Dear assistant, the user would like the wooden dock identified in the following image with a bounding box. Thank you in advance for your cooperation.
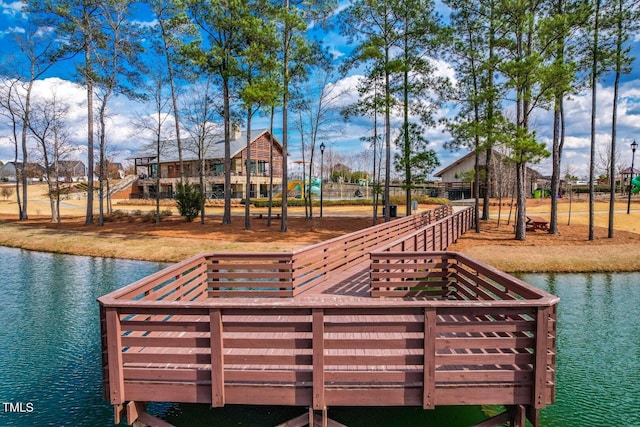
[98,205,558,427]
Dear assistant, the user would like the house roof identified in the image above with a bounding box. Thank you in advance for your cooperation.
[57,160,85,168]
[434,149,543,178]
[129,129,282,162]
[0,162,46,172]
[434,151,478,177]
[620,166,640,174]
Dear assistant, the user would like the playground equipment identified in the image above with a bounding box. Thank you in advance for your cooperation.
[276,179,321,198]
[632,175,640,194]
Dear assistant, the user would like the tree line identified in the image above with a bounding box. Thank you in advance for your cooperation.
[0,0,637,239]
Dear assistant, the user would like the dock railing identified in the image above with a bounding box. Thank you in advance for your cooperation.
[99,270,557,418]
[98,203,557,427]
[104,204,456,302]
[289,204,454,295]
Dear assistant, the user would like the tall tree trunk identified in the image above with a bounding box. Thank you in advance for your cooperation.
[54,168,61,224]
[473,150,480,232]
[159,18,184,181]
[608,0,624,238]
[550,99,561,234]
[13,132,22,219]
[156,133,161,224]
[403,26,411,216]
[223,77,232,225]
[372,94,378,226]
[281,0,290,232]
[85,40,95,226]
[199,148,205,225]
[20,80,35,220]
[608,67,620,238]
[98,94,111,227]
[588,0,601,241]
[482,0,497,222]
[245,109,252,230]
[515,161,526,240]
[384,44,391,222]
[268,106,275,227]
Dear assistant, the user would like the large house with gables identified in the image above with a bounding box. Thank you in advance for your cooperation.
[129,127,284,199]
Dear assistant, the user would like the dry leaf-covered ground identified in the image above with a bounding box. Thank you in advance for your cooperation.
[1,185,639,272]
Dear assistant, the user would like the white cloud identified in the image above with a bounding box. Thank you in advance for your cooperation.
[132,19,158,29]
[0,77,154,165]
[325,74,363,108]
[0,25,23,36]
[1,1,24,18]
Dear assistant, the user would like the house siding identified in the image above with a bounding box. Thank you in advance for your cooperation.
[133,131,284,199]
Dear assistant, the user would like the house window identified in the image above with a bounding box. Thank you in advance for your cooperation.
[245,160,266,174]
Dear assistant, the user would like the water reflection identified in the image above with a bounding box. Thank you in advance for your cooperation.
[521,273,640,427]
[0,247,166,427]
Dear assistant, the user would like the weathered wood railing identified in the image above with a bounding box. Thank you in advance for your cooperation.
[374,206,474,254]
[290,204,453,295]
[98,203,558,427]
[99,280,557,419]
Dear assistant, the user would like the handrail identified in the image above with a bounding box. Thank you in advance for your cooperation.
[289,205,453,294]
[369,251,558,302]
[99,293,558,412]
[98,204,457,301]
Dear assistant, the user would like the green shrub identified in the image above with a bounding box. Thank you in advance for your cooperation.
[175,182,203,222]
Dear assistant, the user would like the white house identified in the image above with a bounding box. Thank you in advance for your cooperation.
[434,150,545,198]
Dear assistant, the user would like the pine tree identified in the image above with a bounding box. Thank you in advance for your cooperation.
[494,0,553,240]
[606,0,638,237]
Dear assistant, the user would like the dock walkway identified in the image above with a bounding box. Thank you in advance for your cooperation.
[98,205,557,427]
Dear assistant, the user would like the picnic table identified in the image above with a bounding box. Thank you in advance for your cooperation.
[526,215,549,232]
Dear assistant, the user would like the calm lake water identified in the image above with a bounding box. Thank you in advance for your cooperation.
[0,246,638,426]
[520,273,640,427]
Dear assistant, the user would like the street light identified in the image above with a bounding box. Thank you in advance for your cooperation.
[627,140,638,214]
[320,142,325,218]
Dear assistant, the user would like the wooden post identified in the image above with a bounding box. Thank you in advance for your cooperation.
[210,308,225,407]
[99,304,111,401]
[507,404,526,427]
[534,306,550,409]
[126,401,146,425]
[423,307,436,409]
[105,307,125,405]
[527,406,540,427]
[312,309,325,410]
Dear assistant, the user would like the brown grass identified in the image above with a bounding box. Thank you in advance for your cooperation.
[448,219,640,272]
[1,184,639,272]
[0,215,373,263]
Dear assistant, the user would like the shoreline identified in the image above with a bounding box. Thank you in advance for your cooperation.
[1,216,639,273]
[1,188,639,273]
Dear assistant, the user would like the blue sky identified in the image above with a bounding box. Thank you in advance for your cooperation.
[1,0,640,180]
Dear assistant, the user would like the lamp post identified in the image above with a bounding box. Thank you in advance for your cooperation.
[627,140,638,214]
[320,142,325,218]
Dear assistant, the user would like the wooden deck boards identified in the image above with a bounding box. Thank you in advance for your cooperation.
[294,259,372,301]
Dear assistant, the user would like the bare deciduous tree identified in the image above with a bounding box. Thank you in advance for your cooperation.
[28,86,73,223]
